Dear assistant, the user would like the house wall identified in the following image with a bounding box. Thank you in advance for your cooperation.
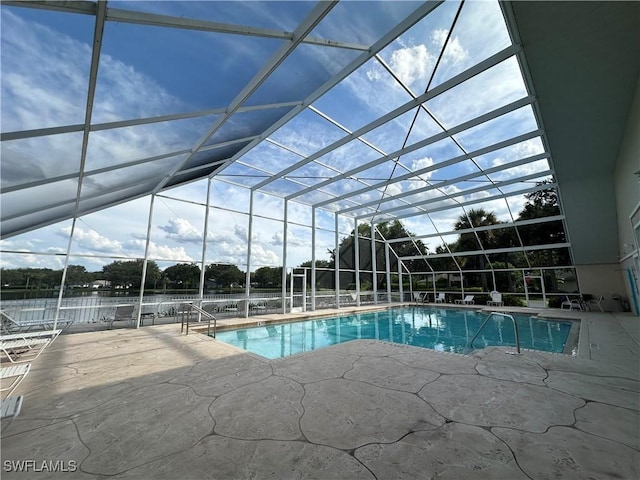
[573,76,639,314]
[575,264,625,312]
[613,75,640,315]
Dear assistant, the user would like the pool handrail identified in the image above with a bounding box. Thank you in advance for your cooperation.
[180,303,216,337]
[468,311,521,354]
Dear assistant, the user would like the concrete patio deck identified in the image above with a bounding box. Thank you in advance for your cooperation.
[1,307,638,479]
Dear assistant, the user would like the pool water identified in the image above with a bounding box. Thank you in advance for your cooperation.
[214,306,575,360]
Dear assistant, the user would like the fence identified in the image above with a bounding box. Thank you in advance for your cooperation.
[0,290,407,325]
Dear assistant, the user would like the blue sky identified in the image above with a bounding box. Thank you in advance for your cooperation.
[0,1,554,273]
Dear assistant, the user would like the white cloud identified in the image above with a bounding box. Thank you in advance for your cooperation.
[159,218,203,244]
[430,29,468,66]
[270,231,307,247]
[147,243,193,262]
[387,44,433,88]
[410,156,435,184]
[0,252,65,270]
[59,227,123,254]
[234,225,248,242]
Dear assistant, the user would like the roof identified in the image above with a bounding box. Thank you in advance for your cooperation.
[1,1,637,268]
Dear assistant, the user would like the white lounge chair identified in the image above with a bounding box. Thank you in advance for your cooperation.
[487,291,503,307]
[1,395,24,430]
[413,292,426,303]
[434,293,445,303]
[0,337,51,363]
[1,329,61,342]
[455,295,475,305]
[1,310,72,334]
[0,329,60,363]
[1,363,31,399]
[586,295,604,312]
[561,296,582,311]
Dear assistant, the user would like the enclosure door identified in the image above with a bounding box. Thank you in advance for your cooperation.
[524,274,546,307]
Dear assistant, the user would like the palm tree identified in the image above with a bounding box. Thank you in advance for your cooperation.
[452,208,501,289]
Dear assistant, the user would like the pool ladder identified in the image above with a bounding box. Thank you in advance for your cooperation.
[468,312,521,355]
[180,303,216,337]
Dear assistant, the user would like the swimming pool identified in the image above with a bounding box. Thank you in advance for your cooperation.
[213,306,577,359]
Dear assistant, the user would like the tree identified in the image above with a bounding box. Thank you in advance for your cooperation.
[205,264,245,288]
[252,266,282,288]
[298,260,332,269]
[518,180,561,220]
[517,180,570,287]
[329,220,427,272]
[65,265,90,286]
[164,263,201,290]
[102,260,160,290]
[0,268,61,289]
[453,209,501,251]
[452,208,502,289]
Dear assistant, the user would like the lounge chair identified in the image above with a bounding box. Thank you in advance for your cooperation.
[106,304,135,329]
[487,291,503,307]
[413,292,428,303]
[434,293,445,304]
[586,295,604,312]
[1,363,31,399]
[1,310,72,334]
[1,395,24,430]
[1,329,61,342]
[455,295,475,305]
[561,296,582,311]
[0,335,52,363]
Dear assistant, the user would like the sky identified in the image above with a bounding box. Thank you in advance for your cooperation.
[0,0,556,274]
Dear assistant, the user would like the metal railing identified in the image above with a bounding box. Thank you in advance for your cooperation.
[179,303,216,337]
[468,311,521,354]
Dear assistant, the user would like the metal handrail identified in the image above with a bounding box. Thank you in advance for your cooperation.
[180,303,216,337]
[468,311,521,354]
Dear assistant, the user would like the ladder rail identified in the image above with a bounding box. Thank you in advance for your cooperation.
[468,311,520,354]
[180,303,216,337]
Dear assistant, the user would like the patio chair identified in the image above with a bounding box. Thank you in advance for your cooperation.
[266,299,281,314]
[1,310,72,334]
[1,363,31,399]
[224,302,239,313]
[202,303,219,316]
[561,296,582,311]
[249,301,267,314]
[434,293,445,304]
[413,292,426,303]
[106,304,135,329]
[586,295,604,312]
[455,295,475,305]
[487,291,503,307]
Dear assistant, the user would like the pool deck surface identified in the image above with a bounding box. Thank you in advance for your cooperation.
[1,305,638,479]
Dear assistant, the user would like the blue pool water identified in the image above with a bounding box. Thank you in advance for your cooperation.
[214,307,575,359]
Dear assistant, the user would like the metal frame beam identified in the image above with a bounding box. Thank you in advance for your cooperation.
[151,1,338,195]
[337,152,550,215]
[313,129,543,210]
[400,242,572,261]
[353,170,554,220]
